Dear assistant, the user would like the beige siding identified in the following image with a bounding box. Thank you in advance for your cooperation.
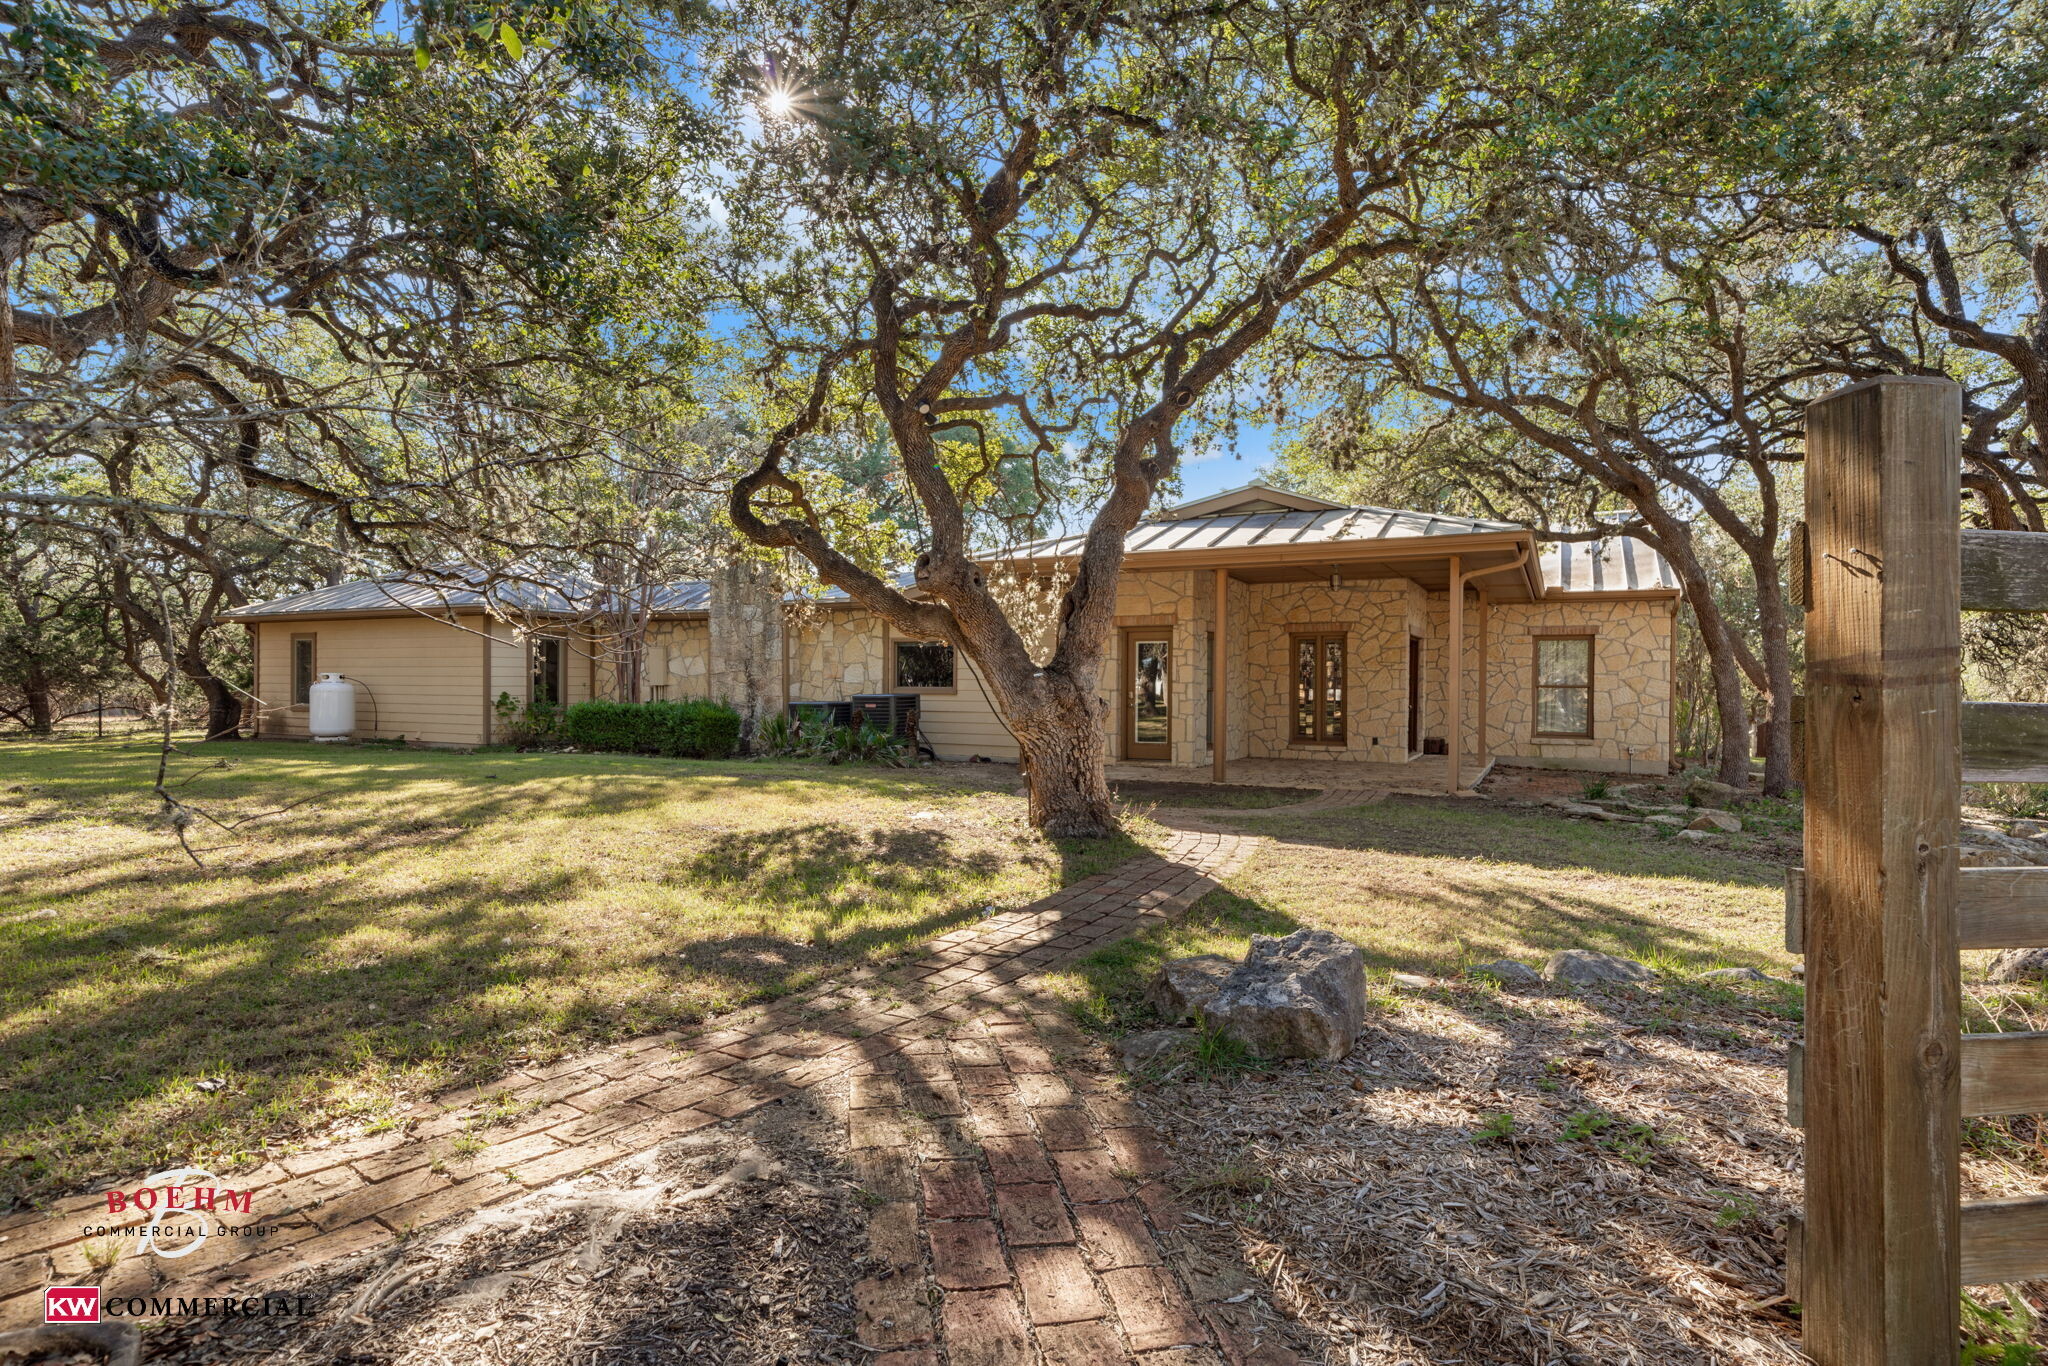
[252,615,488,746]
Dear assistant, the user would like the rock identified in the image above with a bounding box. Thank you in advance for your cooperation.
[1686,777,1739,805]
[1674,829,1724,845]
[1988,948,2048,985]
[1390,972,1433,989]
[1145,954,1238,1025]
[1699,966,1771,983]
[1118,1028,1197,1069]
[1556,801,1629,821]
[1467,959,1541,986]
[2013,820,2046,839]
[1645,813,1688,829]
[1687,809,1743,834]
[1203,929,1367,1061]
[1542,949,1655,987]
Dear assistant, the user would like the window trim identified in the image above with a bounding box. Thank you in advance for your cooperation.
[290,633,317,707]
[1287,630,1348,747]
[1532,632,1597,739]
[887,633,958,695]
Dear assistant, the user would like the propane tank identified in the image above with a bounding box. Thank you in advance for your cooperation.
[308,673,356,741]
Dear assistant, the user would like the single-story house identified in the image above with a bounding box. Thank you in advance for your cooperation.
[225,484,1681,787]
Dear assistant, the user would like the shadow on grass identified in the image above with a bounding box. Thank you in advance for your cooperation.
[0,740,1129,1208]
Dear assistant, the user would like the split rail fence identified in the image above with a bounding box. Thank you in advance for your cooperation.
[1787,376,2048,1362]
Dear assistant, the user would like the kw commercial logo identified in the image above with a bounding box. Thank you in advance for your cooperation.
[45,1287,99,1323]
[83,1167,274,1258]
[46,1285,315,1323]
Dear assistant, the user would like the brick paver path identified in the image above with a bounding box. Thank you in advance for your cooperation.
[0,826,1263,1359]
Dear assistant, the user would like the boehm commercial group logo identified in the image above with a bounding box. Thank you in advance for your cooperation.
[83,1166,272,1258]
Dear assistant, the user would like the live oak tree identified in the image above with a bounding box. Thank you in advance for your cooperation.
[3,0,730,725]
[716,0,1591,837]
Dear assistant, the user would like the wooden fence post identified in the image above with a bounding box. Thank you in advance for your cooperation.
[1801,375,1963,1363]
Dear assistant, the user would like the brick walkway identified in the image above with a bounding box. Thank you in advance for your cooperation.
[0,826,1260,1356]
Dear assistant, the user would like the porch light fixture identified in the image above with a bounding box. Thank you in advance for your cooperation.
[1330,570,1342,589]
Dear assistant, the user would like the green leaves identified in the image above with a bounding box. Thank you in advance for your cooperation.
[500,23,524,61]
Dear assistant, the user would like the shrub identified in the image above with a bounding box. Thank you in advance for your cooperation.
[559,698,741,759]
[493,692,560,749]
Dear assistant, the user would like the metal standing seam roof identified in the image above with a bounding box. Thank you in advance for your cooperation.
[996,505,1528,563]
[225,576,711,619]
[1539,539,1681,595]
[227,501,1679,618]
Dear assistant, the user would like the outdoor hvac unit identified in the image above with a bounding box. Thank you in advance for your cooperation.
[308,673,356,741]
[850,693,919,738]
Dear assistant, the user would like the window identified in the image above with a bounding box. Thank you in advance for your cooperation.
[1534,635,1595,737]
[1290,633,1346,744]
[532,638,563,706]
[291,636,316,705]
[892,639,955,692]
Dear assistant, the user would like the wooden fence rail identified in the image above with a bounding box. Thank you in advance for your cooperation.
[1795,375,2048,1362]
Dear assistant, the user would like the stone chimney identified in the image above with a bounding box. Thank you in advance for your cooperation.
[708,561,784,746]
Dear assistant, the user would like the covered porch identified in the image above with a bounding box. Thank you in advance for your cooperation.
[1102,513,1541,795]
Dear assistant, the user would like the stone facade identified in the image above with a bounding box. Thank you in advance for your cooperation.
[584,565,1673,776]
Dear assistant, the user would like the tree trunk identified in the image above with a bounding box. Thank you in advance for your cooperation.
[1001,675,1117,839]
[23,670,53,735]
[1754,586,1797,796]
[192,670,244,740]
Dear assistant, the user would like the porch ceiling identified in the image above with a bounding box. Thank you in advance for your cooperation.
[1222,543,1537,598]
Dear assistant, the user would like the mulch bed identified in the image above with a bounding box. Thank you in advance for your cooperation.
[1126,973,1813,1365]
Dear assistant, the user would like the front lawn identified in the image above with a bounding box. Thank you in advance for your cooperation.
[0,738,1142,1206]
[1051,794,1793,1028]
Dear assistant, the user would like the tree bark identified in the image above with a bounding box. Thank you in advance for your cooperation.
[22,669,53,735]
[1004,678,1116,839]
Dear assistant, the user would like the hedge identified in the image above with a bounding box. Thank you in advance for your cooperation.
[559,699,742,759]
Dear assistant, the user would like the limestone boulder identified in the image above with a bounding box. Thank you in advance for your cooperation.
[1687,809,1743,834]
[1699,966,1771,984]
[1202,929,1367,1062]
[1542,949,1655,987]
[1989,948,2048,985]
[1467,959,1541,986]
[1686,777,1740,806]
[1145,954,1238,1025]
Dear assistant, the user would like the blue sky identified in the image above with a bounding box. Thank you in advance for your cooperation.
[1174,422,1280,501]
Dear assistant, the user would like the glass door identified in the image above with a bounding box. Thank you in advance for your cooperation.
[1124,634,1171,760]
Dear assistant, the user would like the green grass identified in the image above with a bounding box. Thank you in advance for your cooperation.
[0,737,1143,1205]
[1046,794,1793,1034]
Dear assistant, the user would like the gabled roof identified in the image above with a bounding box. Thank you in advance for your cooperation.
[1156,483,1351,519]
[224,575,710,620]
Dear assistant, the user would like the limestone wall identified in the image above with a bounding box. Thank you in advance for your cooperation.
[1483,597,1674,774]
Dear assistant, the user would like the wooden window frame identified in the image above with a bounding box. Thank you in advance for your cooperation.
[1288,631,1347,746]
[887,633,958,695]
[1532,632,1596,739]
[290,633,317,707]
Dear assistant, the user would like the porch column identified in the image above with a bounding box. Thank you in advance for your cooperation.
[1446,554,1463,793]
[1212,567,1227,784]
